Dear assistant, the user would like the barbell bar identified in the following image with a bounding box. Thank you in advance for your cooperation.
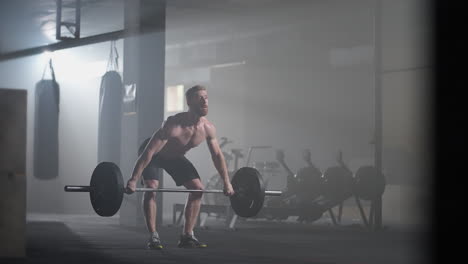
[64,162,282,218]
[65,186,282,196]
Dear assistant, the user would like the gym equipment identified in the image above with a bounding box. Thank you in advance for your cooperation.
[353,165,386,200]
[64,162,282,218]
[98,42,123,164]
[298,153,385,225]
[293,166,353,223]
[321,166,354,201]
[34,59,59,179]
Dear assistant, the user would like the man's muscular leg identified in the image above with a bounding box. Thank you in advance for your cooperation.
[143,180,159,234]
[182,178,204,235]
[177,178,206,248]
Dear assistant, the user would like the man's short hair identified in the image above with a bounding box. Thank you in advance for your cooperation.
[185,85,206,100]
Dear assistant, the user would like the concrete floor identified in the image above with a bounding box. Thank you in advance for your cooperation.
[3,213,428,264]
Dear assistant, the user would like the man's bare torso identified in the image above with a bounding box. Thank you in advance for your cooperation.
[158,112,211,159]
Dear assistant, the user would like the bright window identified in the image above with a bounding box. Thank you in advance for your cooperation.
[166,85,184,112]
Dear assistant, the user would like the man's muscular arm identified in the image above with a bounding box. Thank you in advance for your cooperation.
[126,118,175,193]
[205,123,235,196]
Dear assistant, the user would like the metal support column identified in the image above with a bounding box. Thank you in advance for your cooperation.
[372,0,383,230]
[120,0,166,228]
[75,0,81,38]
[56,0,62,40]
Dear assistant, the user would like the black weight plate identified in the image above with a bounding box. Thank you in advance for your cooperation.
[354,165,386,200]
[295,165,323,201]
[90,162,124,217]
[322,166,354,201]
[298,202,324,223]
[230,167,265,217]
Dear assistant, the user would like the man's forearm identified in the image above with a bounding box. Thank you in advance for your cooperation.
[130,155,151,181]
[212,154,230,184]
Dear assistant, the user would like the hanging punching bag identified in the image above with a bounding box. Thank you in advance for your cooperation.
[34,59,60,179]
[98,41,123,164]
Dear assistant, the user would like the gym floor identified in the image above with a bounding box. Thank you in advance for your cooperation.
[4,214,428,264]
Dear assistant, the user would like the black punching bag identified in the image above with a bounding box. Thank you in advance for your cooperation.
[34,59,60,179]
[97,70,123,164]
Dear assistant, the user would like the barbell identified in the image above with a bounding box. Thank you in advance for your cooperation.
[64,162,282,218]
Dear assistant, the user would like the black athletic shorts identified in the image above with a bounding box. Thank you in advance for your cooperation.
[142,154,200,186]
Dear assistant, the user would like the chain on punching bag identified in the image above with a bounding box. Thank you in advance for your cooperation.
[98,41,123,164]
[34,59,60,179]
